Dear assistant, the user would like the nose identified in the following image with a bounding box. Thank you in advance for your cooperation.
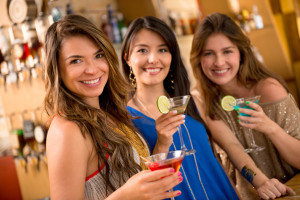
[148,52,158,64]
[85,60,98,74]
[214,55,225,67]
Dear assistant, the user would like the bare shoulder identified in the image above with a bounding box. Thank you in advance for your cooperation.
[255,78,288,103]
[46,116,90,163]
[46,116,90,199]
[47,116,85,147]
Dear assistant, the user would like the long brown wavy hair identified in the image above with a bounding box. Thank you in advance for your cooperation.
[44,14,141,194]
[190,12,289,119]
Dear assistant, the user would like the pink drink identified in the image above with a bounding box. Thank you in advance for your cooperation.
[148,157,183,172]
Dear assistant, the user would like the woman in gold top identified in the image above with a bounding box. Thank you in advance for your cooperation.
[44,14,183,200]
[190,13,300,200]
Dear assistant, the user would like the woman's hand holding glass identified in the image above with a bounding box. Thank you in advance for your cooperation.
[237,101,278,136]
[117,168,182,200]
[154,111,186,153]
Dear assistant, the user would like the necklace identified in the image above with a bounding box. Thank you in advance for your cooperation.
[135,96,156,119]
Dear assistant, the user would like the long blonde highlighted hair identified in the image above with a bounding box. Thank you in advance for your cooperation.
[44,14,141,194]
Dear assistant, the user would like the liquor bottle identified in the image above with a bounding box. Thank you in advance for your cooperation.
[251,5,264,29]
[106,4,121,43]
[117,13,128,41]
[9,129,25,157]
[101,14,114,42]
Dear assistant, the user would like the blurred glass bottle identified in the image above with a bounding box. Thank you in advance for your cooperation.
[252,5,264,29]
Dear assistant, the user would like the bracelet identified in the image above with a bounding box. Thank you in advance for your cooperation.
[241,165,256,183]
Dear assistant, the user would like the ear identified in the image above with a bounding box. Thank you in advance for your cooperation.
[123,53,131,66]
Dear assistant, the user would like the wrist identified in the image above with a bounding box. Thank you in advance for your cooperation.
[153,142,170,154]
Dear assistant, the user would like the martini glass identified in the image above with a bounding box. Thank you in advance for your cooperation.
[234,96,265,153]
[168,95,195,155]
[143,150,186,200]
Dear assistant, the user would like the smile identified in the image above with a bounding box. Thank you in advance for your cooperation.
[213,69,229,74]
[82,78,100,84]
[145,68,161,73]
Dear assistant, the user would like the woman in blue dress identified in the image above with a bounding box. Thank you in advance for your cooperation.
[121,16,240,200]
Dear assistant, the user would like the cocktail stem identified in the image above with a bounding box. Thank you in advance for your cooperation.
[248,128,258,147]
[178,125,187,151]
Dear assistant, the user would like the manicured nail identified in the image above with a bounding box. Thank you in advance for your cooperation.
[170,168,175,172]
[237,115,239,118]
[177,172,182,176]
[246,101,250,104]
[177,191,182,195]
[237,120,239,123]
[172,110,177,114]
[178,177,183,181]
[235,108,239,111]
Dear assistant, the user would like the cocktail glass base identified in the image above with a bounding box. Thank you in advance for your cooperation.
[244,145,265,154]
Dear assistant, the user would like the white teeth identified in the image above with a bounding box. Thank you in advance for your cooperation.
[146,68,160,73]
[82,78,99,84]
[214,69,228,74]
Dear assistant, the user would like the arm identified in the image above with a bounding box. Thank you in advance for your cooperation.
[206,117,295,199]
[240,78,300,168]
[153,111,185,154]
[46,117,89,200]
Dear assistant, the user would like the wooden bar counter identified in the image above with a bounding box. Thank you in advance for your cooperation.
[277,174,300,199]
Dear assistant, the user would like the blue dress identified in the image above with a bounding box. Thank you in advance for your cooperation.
[128,106,239,200]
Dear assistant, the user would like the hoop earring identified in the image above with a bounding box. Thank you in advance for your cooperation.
[129,67,136,89]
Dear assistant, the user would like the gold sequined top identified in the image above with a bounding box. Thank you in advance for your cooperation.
[215,94,300,200]
[115,124,150,170]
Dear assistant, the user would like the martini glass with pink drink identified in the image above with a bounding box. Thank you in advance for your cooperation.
[143,150,185,200]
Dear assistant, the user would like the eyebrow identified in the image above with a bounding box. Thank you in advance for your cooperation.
[133,43,168,48]
[65,49,103,61]
[204,46,236,51]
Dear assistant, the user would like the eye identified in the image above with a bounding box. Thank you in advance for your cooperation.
[159,48,169,53]
[224,50,232,54]
[203,52,213,56]
[70,59,81,64]
[95,52,104,59]
[137,48,147,53]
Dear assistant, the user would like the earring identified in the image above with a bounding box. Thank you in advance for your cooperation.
[169,70,175,90]
[129,67,136,89]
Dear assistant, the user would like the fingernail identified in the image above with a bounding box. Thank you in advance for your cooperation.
[170,168,175,172]
[237,115,239,118]
[181,115,186,118]
[235,108,239,111]
[177,191,182,195]
[237,120,239,122]
[172,110,177,114]
[246,101,250,104]
[178,177,183,181]
[177,172,182,176]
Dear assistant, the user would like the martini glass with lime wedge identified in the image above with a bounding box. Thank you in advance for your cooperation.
[157,95,195,155]
[221,95,265,153]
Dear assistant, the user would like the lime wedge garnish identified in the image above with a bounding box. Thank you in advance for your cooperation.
[221,95,236,112]
[157,95,170,114]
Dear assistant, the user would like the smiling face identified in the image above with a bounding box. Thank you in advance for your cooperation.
[58,35,109,107]
[200,33,241,88]
[126,29,172,88]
